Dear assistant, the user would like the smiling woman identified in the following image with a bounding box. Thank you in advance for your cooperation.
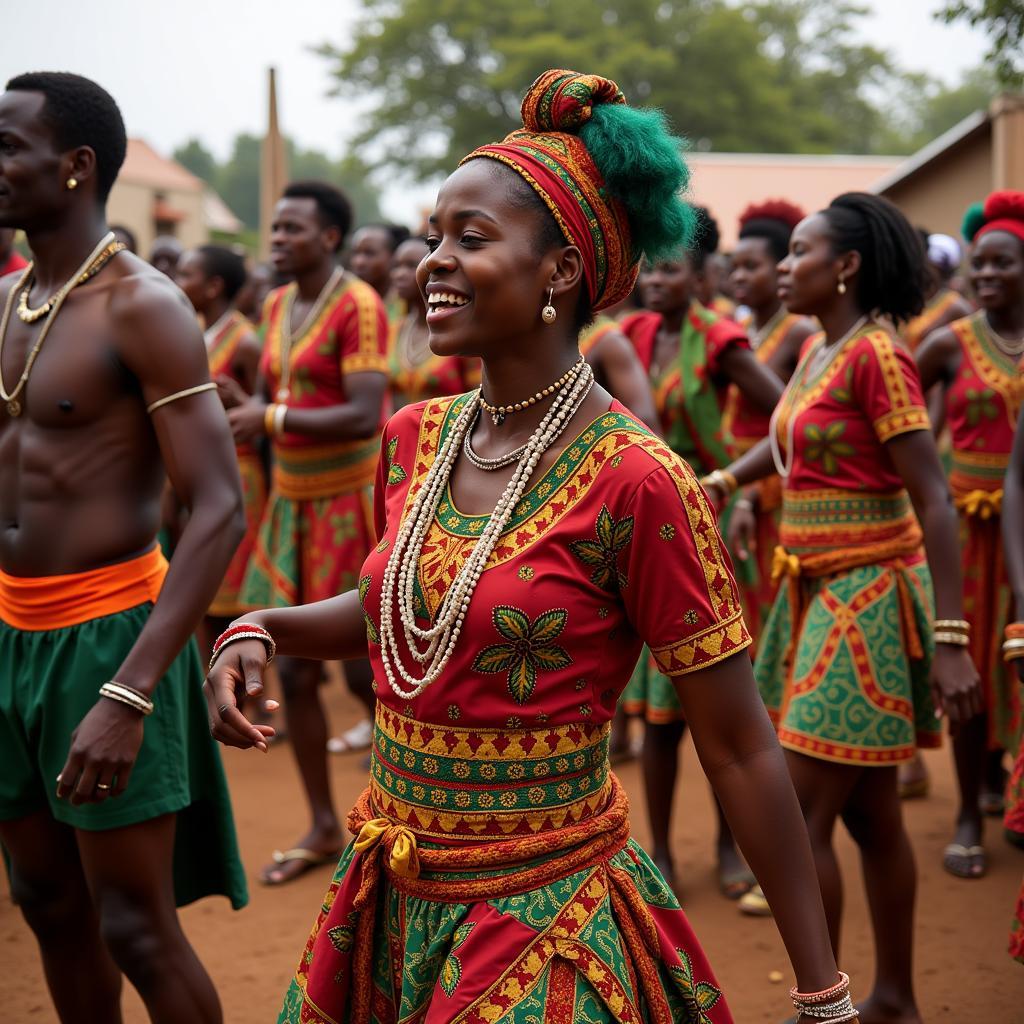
[205,69,846,1024]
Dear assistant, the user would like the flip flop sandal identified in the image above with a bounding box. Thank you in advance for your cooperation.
[942,843,987,879]
[327,717,373,755]
[718,865,756,900]
[259,847,342,886]
[738,884,772,917]
[979,792,1006,817]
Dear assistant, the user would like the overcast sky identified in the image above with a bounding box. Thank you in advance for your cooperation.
[2,1,990,222]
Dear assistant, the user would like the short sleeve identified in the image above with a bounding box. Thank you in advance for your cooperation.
[704,317,750,379]
[339,281,389,376]
[620,455,751,676]
[852,331,930,443]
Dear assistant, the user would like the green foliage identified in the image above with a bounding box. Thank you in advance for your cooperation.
[315,0,910,180]
[173,138,218,184]
[937,1,1024,86]
[171,133,384,233]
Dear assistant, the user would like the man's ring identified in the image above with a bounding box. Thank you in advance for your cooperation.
[96,783,112,791]
[218,703,232,716]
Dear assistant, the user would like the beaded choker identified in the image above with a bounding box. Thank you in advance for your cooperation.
[479,358,584,426]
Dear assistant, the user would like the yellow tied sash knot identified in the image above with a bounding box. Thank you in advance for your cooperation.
[771,545,802,585]
[954,488,1002,520]
[353,818,421,879]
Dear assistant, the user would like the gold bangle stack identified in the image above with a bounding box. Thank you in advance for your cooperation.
[700,468,738,497]
[933,619,970,647]
[99,680,155,716]
[264,403,279,436]
[263,403,288,437]
[1003,623,1024,663]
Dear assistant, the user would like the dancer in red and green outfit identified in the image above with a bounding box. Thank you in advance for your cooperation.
[714,192,982,1024]
[388,234,478,410]
[620,244,784,898]
[229,181,390,884]
[176,244,266,656]
[578,314,660,431]
[1001,409,1024,963]
[903,233,974,352]
[725,200,818,647]
[915,190,1024,879]
[206,69,849,1024]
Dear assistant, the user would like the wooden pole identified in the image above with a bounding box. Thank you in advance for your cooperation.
[259,67,289,260]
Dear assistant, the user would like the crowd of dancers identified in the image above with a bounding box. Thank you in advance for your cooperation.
[0,66,1022,1024]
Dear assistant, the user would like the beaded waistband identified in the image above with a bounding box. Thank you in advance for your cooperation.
[950,449,1010,497]
[271,437,380,500]
[780,488,920,557]
[368,705,612,842]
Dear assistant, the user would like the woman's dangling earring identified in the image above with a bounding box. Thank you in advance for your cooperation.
[837,276,847,295]
[541,288,557,324]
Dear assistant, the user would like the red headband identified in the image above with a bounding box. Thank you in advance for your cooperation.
[976,219,1024,244]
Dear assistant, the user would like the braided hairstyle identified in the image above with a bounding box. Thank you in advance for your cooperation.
[822,192,927,325]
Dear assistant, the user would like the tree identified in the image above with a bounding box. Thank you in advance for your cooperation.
[315,0,907,181]
[173,138,218,184]
[937,2,1024,87]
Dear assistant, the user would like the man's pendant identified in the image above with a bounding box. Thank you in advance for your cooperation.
[6,398,21,417]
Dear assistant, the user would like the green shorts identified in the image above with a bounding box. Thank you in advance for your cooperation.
[0,603,248,909]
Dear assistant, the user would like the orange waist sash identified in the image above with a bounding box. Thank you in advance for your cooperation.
[0,546,168,631]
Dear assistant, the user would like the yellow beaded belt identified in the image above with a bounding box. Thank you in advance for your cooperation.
[369,705,613,841]
[272,437,380,500]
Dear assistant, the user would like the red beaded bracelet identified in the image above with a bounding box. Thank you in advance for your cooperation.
[210,622,276,672]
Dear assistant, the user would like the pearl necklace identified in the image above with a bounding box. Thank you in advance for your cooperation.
[378,360,595,699]
[479,358,584,426]
[768,316,868,478]
[463,360,587,471]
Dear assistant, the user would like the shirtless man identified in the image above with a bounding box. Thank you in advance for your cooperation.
[0,72,248,1023]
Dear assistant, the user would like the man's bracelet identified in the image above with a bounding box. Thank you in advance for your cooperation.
[99,680,154,716]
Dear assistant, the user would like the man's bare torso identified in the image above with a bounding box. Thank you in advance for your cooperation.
[0,255,174,577]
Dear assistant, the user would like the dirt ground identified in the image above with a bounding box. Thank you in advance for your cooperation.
[2,681,1023,1023]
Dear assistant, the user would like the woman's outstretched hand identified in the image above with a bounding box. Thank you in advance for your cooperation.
[203,639,278,750]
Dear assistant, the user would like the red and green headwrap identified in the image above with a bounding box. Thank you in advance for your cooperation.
[974,190,1024,245]
[461,69,640,312]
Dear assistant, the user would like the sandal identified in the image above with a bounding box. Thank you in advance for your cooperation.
[942,843,987,879]
[327,717,373,755]
[718,864,756,900]
[259,847,343,886]
[738,884,772,917]
[979,792,1006,817]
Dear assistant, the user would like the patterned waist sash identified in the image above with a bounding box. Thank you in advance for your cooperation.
[773,488,925,662]
[950,449,1008,518]
[272,437,380,500]
[368,705,612,843]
